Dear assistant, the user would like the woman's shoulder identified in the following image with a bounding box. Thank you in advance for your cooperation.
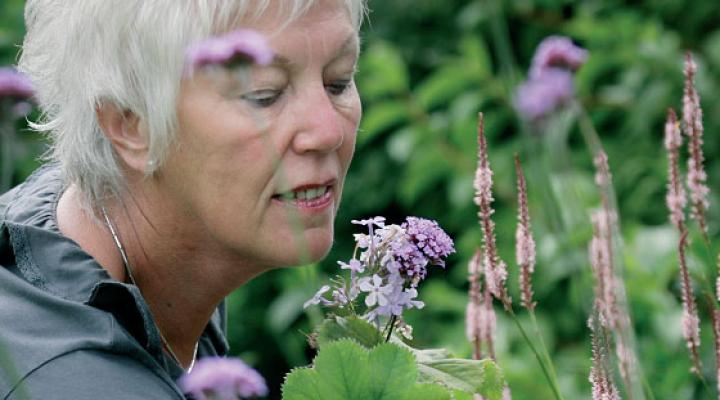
[3,349,185,400]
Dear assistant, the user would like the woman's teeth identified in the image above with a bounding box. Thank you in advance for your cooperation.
[279,186,329,201]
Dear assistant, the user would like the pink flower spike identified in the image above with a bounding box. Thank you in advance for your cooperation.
[664,109,686,231]
[178,357,268,400]
[186,29,273,74]
[474,113,510,309]
[682,52,709,237]
[514,154,536,311]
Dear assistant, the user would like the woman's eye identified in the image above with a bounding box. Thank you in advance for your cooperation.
[241,89,282,108]
[326,80,353,96]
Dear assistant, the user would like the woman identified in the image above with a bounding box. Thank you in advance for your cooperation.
[0,0,366,398]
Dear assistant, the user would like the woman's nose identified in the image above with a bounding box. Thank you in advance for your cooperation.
[290,86,345,155]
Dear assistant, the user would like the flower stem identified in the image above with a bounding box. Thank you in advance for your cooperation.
[385,315,397,342]
[508,309,565,400]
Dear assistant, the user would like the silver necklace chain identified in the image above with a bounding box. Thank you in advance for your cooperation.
[101,207,198,372]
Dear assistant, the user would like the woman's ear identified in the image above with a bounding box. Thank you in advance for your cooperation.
[96,101,149,173]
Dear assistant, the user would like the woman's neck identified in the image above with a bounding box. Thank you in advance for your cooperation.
[56,183,259,367]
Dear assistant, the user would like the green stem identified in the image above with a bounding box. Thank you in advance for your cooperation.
[529,311,561,387]
[508,310,565,400]
[384,315,397,342]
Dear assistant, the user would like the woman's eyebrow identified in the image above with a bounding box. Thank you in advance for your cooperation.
[269,34,359,69]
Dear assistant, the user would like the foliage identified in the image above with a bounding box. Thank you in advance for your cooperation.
[282,337,504,400]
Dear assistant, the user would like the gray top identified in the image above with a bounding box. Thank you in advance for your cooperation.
[0,165,229,399]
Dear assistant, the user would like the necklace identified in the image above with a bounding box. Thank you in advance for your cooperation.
[101,207,198,372]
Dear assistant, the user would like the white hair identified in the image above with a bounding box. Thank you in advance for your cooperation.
[18,0,367,211]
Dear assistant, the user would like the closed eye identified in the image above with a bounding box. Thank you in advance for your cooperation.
[326,80,353,96]
[241,89,282,108]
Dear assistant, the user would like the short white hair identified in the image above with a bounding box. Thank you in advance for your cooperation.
[19,0,367,211]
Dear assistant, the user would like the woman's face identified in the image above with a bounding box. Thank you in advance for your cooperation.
[157,0,360,270]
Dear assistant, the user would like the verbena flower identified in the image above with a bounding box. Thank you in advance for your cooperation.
[0,68,34,100]
[305,216,454,331]
[178,357,268,400]
[513,68,574,121]
[514,36,587,121]
[529,36,588,79]
[186,29,273,73]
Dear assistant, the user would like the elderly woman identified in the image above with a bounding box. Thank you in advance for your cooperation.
[0,0,366,398]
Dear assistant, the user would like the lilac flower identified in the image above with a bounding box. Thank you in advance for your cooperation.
[351,216,386,228]
[0,68,34,100]
[514,68,574,121]
[303,285,332,309]
[178,357,268,400]
[529,36,588,79]
[358,274,392,307]
[401,217,456,267]
[338,259,364,273]
[186,29,273,73]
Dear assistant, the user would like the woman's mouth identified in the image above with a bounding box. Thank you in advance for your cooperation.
[272,185,334,211]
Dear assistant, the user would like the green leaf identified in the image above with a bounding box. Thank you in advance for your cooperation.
[402,383,453,400]
[358,100,409,147]
[369,343,418,399]
[314,340,371,399]
[388,338,505,400]
[417,359,504,400]
[315,315,384,349]
[282,340,457,400]
[358,41,409,101]
[282,368,323,400]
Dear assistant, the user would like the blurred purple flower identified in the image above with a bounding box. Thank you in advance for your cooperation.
[178,357,268,400]
[529,35,588,79]
[186,29,273,73]
[0,68,34,100]
[513,68,574,121]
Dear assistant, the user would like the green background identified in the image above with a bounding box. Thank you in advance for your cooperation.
[2,0,719,399]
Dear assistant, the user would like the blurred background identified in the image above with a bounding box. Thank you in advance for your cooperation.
[2,0,719,398]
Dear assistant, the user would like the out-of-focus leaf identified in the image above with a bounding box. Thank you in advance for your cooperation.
[358,100,409,147]
[358,41,409,101]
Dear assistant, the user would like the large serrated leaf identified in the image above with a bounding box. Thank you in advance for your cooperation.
[281,368,322,400]
[282,340,458,400]
[314,339,371,399]
[369,342,418,399]
[315,315,383,349]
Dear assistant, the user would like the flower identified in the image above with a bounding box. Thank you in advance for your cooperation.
[401,217,456,267]
[303,285,332,309]
[186,29,273,73]
[515,155,536,311]
[178,357,268,400]
[338,259,364,273]
[351,216,386,228]
[0,68,34,100]
[514,36,587,121]
[529,36,588,79]
[513,68,574,121]
[359,274,393,307]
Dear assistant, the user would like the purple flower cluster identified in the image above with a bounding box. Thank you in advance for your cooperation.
[186,29,273,73]
[178,357,268,400]
[514,36,588,121]
[304,216,455,333]
[0,68,34,100]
